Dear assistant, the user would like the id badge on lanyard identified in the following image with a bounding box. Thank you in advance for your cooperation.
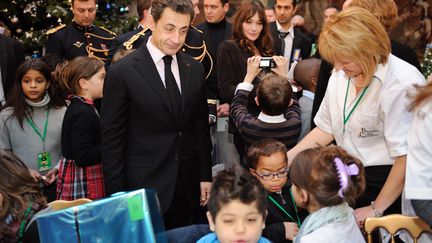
[26,108,52,172]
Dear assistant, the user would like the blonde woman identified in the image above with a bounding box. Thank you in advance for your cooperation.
[287,7,425,226]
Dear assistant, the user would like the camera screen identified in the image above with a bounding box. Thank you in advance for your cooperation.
[260,60,270,67]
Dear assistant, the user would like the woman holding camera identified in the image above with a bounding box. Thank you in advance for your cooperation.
[217,0,287,161]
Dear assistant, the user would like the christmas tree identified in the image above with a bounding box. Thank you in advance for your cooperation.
[0,0,137,57]
[422,42,432,80]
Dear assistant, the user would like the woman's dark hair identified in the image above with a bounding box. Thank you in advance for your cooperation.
[0,150,46,235]
[2,58,67,129]
[207,167,267,219]
[290,146,366,207]
[231,0,273,56]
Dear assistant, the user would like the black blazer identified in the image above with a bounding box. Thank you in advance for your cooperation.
[269,22,311,66]
[197,20,233,100]
[101,43,212,213]
[0,34,24,100]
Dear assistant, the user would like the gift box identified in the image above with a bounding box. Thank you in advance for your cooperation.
[36,189,167,243]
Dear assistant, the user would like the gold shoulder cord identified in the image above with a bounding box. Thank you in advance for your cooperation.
[123,27,149,50]
[183,39,213,79]
[99,26,117,37]
[46,24,66,35]
[86,45,109,61]
[85,32,116,40]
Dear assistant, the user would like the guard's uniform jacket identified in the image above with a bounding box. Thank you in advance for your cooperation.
[46,21,116,63]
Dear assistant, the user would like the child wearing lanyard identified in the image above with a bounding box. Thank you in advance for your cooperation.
[246,139,308,243]
[54,56,105,200]
[0,59,67,202]
[290,146,366,243]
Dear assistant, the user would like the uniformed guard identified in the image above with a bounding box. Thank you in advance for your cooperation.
[109,0,152,57]
[45,0,116,63]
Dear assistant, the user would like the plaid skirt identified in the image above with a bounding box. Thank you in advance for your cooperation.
[56,157,105,200]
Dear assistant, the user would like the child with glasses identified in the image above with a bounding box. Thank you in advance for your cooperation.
[290,146,366,243]
[247,139,308,242]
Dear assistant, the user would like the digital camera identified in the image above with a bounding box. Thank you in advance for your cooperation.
[259,57,276,69]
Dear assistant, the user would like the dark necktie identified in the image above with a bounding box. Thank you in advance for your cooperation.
[278,31,289,55]
[162,55,181,118]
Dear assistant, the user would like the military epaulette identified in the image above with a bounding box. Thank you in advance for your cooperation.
[123,27,149,50]
[46,24,66,35]
[99,26,117,37]
[190,25,203,34]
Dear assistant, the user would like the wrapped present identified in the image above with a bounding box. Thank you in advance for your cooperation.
[36,189,167,243]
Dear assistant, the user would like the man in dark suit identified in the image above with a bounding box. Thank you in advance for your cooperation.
[109,0,152,57]
[101,0,212,230]
[270,0,311,68]
[0,34,24,106]
[197,0,232,123]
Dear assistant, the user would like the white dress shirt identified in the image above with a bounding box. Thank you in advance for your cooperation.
[146,36,182,93]
[276,21,294,63]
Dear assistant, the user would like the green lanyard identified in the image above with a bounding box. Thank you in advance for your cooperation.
[268,189,301,227]
[17,201,33,243]
[25,109,50,151]
[343,78,369,133]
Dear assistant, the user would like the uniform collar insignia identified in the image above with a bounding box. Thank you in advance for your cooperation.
[73,41,84,48]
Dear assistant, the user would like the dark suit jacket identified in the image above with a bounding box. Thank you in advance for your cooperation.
[197,20,233,100]
[101,43,212,213]
[269,22,311,66]
[0,34,24,100]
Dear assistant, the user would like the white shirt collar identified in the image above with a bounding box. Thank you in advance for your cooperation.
[258,112,286,123]
[302,90,315,100]
[146,36,178,65]
[276,21,294,38]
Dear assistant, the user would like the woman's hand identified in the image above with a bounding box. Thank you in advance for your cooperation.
[271,56,289,78]
[354,206,374,228]
[244,56,262,83]
[284,222,299,240]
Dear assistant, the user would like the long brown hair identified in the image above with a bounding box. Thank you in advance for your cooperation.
[0,150,46,234]
[231,0,273,56]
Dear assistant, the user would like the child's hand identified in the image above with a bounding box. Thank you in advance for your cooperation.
[43,168,59,185]
[244,56,261,83]
[271,56,289,78]
[283,222,299,240]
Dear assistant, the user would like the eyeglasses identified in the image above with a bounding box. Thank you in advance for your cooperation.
[253,169,289,181]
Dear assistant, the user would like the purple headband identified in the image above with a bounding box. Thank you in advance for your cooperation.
[334,157,359,198]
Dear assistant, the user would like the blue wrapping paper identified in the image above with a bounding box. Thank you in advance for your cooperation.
[36,189,167,243]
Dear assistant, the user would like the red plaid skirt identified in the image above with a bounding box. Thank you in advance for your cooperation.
[56,157,105,200]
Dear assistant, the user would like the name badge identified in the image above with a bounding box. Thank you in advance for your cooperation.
[292,49,301,62]
[37,152,52,172]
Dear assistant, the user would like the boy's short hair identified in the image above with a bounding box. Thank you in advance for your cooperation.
[257,73,293,116]
[246,139,288,169]
[207,167,267,219]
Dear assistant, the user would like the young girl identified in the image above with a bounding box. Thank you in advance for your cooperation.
[290,146,366,243]
[0,150,47,242]
[0,59,67,202]
[54,56,105,200]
